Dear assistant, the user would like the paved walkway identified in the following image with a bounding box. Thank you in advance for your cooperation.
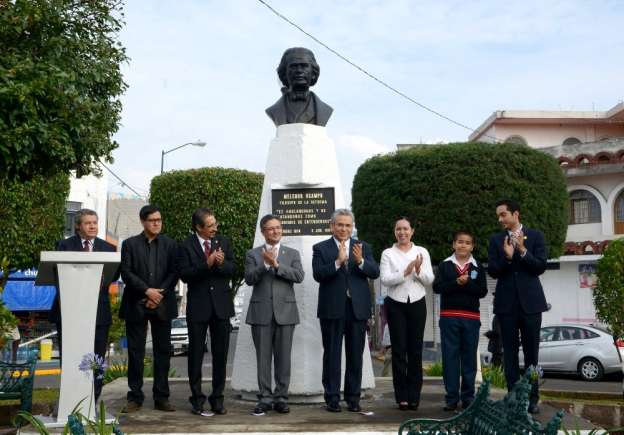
[94,377,596,433]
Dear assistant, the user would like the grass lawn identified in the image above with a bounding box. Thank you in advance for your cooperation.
[0,388,59,406]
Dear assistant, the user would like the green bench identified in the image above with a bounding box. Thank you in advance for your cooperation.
[0,349,38,414]
[399,371,564,435]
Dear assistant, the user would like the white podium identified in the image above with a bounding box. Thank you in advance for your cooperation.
[36,251,120,426]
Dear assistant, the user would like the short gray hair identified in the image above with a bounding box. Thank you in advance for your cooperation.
[75,208,98,229]
[330,208,354,224]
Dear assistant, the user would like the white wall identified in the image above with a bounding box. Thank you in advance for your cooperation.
[541,262,597,326]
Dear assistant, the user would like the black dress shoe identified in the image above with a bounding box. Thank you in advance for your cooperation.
[191,407,203,415]
[274,402,290,414]
[252,403,271,416]
[528,404,540,414]
[443,403,458,412]
[461,400,473,410]
[326,402,342,412]
[154,400,176,412]
[120,400,141,413]
[347,402,361,412]
[398,403,409,411]
[408,402,419,411]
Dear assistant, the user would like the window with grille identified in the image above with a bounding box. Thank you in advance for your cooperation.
[569,190,601,224]
[562,137,582,146]
[616,191,624,222]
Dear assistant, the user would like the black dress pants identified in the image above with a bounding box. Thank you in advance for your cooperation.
[126,315,172,404]
[385,296,426,404]
[498,310,542,405]
[319,298,366,406]
[187,316,230,410]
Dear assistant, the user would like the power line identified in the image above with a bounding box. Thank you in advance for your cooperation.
[256,0,500,142]
[98,160,147,199]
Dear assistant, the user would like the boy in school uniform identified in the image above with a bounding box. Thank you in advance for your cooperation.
[433,231,488,411]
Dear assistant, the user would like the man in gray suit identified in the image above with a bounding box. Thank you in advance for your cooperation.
[244,214,305,415]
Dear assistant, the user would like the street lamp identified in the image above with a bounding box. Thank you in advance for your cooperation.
[160,140,207,174]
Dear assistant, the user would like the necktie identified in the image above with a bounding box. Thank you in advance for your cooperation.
[83,240,90,252]
[203,240,211,260]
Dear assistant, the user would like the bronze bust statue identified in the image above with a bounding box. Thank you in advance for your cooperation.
[266,47,333,127]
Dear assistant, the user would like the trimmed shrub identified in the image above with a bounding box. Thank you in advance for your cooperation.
[150,167,263,292]
[593,238,624,338]
[352,142,568,262]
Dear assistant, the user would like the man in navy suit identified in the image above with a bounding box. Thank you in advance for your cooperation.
[312,209,380,413]
[488,199,548,414]
[51,208,119,401]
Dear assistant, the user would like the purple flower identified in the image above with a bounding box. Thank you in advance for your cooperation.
[79,353,109,380]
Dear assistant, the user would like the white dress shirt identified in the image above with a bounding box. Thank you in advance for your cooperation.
[380,243,434,303]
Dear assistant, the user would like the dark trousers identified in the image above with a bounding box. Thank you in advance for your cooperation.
[126,315,172,404]
[439,316,480,405]
[385,296,426,404]
[498,310,542,404]
[187,317,230,410]
[56,322,109,401]
[319,298,366,406]
[251,318,295,405]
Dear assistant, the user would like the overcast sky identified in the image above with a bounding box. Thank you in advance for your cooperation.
[108,0,624,205]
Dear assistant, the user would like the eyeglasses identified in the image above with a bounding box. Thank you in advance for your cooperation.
[263,225,282,232]
[145,218,162,223]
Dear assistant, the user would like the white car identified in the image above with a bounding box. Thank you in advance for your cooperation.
[519,323,624,381]
[170,317,189,355]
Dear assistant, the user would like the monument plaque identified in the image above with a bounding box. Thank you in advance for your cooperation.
[272,187,335,236]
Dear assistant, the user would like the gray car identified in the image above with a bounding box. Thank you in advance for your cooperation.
[519,323,624,381]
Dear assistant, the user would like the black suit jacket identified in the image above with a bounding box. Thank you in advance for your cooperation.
[177,234,235,321]
[487,228,548,315]
[119,233,178,322]
[50,235,119,326]
[313,237,380,321]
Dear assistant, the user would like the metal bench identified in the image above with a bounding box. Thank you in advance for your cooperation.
[399,371,564,435]
[0,348,38,414]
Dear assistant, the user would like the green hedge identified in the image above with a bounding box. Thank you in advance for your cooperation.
[594,238,624,338]
[150,167,264,292]
[0,173,69,273]
[352,142,568,263]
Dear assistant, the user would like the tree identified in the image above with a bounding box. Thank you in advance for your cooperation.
[0,173,70,341]
[352,142,568,262]
[150,167,264,293]
[0,0,128,181]
[593,238,624,338]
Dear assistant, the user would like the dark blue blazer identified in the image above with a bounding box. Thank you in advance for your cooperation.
[487,228,548,315]
[312,237,380,321]
[51,235,119,326]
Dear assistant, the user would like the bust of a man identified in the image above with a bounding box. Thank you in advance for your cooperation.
[266,47,333,127]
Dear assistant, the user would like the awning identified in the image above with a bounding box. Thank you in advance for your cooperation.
[0,268,56,311]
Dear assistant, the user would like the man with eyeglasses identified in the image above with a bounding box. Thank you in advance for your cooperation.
[177,208,235,416]
[120,205,179,413]
[244,214,304,416]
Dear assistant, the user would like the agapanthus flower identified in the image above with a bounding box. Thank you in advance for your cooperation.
[79,352,109,380]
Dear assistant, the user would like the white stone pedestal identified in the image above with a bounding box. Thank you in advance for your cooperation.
[231,124,375,402]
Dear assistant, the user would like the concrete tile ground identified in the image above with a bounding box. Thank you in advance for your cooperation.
[91,377,597,434]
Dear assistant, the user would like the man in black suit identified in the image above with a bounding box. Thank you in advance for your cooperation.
[177,208,235,415]
[51,208,118,401]
[120,205,178,413]
[312,209,380,413]
[488,199,548,414]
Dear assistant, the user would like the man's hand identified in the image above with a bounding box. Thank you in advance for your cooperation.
[456,274,469,286]
[515,230,527,256]
[214,248,225,266]
[262,246,279,268]
[145,299,159,309]
[145,288,163,304]
[503,236,514,260]
[336,241,348,266]
[207,249,218,267]
[352,242,363,265]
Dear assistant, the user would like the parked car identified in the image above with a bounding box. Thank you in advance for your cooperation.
[519,323,624,381]
[170,316,189,355]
